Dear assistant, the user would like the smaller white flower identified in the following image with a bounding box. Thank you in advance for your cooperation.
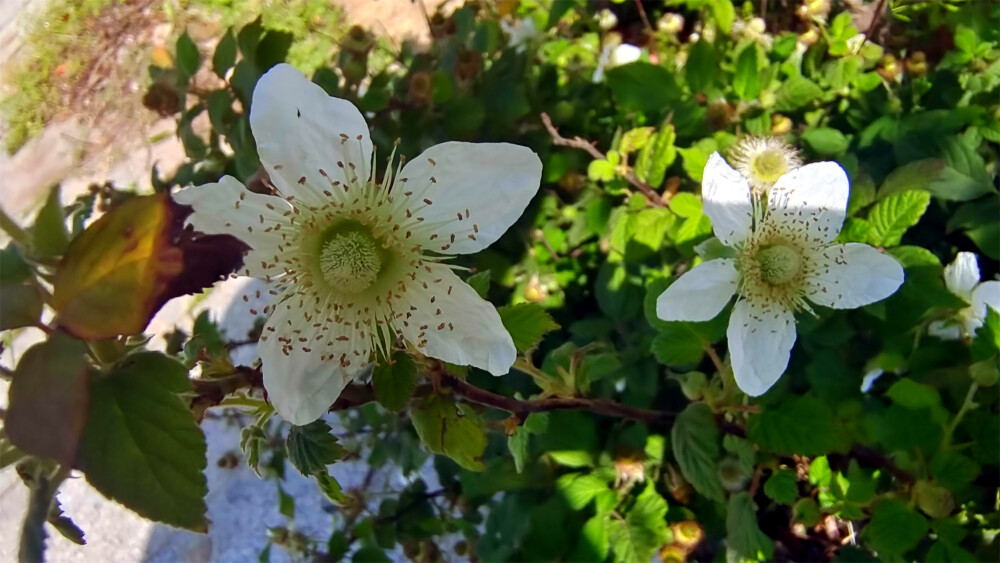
[501,18,539,52]
[593,41,642,83]
[657,13,684,35]
[729,136,803,194]
[928,252,1000,340]
[656,153,904,396]
[596,9,618,31]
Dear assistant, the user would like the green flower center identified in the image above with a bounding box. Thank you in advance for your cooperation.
[320,229,382,293]
[751,149,787,185]
[756,243,801,285]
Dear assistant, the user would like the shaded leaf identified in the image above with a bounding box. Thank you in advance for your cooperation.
[727,492,774,560]
[32,185,69,258]
[748,396,838,456]
[5,333,89,466]
[78,352,208,531]
[373,352,418,412]
[764,469,798,505]
[861,499,928,557]
[0,283,44,331]
[671,403,725,502]
[286,420,346,476]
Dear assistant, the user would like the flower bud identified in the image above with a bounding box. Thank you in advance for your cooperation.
[659,545,688,563]
[407,71,434,106]
[671,520,704,549]
[771,114,793,135]
[971,358,999,387]
[341,25,374,56]
[597,9,618,31]
[717,456,750,491]
[905,51,928,77]
[658,13,685,35]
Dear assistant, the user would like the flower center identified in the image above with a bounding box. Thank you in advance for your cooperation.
[751,149,788,185]
[756,243,802,285]
[319,230,382,293]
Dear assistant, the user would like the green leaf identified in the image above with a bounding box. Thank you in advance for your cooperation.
[212,30,237,79]
[764,469,798,505]
[286,420,346,476]
[557,473,609,510]
[669,193,702,219]
[314,472,346,504]
[5,333,89,466]
[685,41,716,93]
[596,263,643,322]
[574,515,610,561]
[78,352,208,531]
[671,403,725,502]
[411,394,487,471]
[373,352,418,412]
[635,123,677,187]
[886,379,949,424]
[0,244,32,285]
[801,127,849,155]
[606,62,678,114]
[498,303,559,353]
[651,324,705,366]
[32,185,69,258]
[930,452,980,491]
[861,499,928,557]
[776,76,824,111]
[607,483,670,562]
[726,492,774,560]
[748,396,838,456]
[733,45,761,101]
[0,283,44,331]
[466,270,491,298]
[508,413,547,473]
[877,159,946,200]
[709,0,736,33]
[867,190,931,247]
[176,31,201,81]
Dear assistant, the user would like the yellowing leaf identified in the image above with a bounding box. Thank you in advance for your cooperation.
[52,194,247,340]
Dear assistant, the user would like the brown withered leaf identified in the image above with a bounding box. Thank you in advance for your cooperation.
[51,193,247,340]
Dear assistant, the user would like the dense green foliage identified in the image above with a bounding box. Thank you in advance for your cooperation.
[2,0,999,561]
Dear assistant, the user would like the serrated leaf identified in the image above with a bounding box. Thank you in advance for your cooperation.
[733,44,761,100]
[314,472,346,504]
[776,75,823,111]
[886,379,949,424]
[212,30,237,79]
[652,323,706,366]
[558,473,609,510]
[32,185,69,258]
[5,333,89,466]
[748,396,837,456]
[606,62,678,114]
[373,352,417,412]
[877,159,946,200]
[607,483,670,563]
[498,303,559,353]
[671,403,725,502]
[802,127,849,155]
[930,452,980,491]
[48,496,86,545]
[861,499,928,556]
[764,469,798,505]
[411,394,486,471]
[286,420,346,476]
[867,190,931,247]
[78,352,208,531]
[727,492,774,560]
[466,270,491,298]
[685,41,716,93]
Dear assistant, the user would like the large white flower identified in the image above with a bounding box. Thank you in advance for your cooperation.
[928,252,1000,340]
[656,152,904,396]
[174,64,542,424]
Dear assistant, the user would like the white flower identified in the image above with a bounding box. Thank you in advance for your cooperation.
[729,136,803,194]
[860,368,883,393]
[928,252,1000,340]
[501,18,539,52]
[656,153,904,396]
[174,64,542,424]
[593,42,642,83]
[596,9,618,31]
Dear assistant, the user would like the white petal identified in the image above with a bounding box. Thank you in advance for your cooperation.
[250,63,373,206]
[396,142,542,254]
[768,162,849,245]
[860,368,883,393]
[172,176,290,278]
[971,280,1000,324]
[927,320,962,341]
[701,152,753,246]
[259,297,367,425]
[805,243,904,309]
[399,264,515,375]
[727,299,797,396]
[656,259,738,321]
[944,252,981,300]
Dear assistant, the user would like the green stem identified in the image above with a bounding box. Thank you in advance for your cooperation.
[943,382,979,450]
[0,206,31,247]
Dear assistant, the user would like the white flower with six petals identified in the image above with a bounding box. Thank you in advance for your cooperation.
[174,64,542,424]
[928,252,1000,340]
[656,152,904,396]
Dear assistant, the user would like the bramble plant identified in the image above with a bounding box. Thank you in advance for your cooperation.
[1,1,999,562]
